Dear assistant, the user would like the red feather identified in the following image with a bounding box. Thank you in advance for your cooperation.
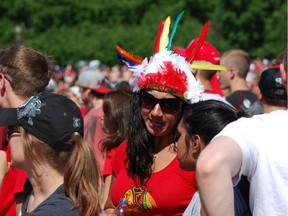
[137,61,189,97]
[186,21,210,63]
[115,45,143,65]
[154,18,166,53]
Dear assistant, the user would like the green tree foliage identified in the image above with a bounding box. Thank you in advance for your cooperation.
[205,0,287,58]
[0,0,286,66]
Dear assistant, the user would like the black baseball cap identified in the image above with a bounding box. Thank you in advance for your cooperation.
[0,91,84,150]
[258,66,287,101]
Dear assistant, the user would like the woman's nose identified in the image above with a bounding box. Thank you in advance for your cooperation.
[150,103,163,116]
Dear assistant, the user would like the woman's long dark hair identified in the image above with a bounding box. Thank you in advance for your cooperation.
[126,90,187,185]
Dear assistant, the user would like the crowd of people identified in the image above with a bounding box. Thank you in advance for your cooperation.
[0,11,287,216]
[44,53,275,111]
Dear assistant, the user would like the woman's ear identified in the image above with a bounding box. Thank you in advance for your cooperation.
[191,134,202,156]
[26,133,32,142]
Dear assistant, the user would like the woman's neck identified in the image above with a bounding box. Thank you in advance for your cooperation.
[151,136,177,173]
[26,163,64,212]
[152,135,174,153]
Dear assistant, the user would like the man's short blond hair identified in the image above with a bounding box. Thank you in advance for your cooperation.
[221,49,250,79]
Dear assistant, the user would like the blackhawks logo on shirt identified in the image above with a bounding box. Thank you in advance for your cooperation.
[124,186,157,212]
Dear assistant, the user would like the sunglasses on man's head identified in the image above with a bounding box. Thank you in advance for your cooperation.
[140,91,182,114]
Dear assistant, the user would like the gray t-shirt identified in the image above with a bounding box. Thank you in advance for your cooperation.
[20,184,79,216]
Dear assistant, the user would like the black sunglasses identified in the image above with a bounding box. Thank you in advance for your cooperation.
[140,91,182,114]
[5,125,21,143]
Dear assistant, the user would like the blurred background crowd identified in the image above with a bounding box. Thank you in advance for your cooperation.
[46,56,278,108]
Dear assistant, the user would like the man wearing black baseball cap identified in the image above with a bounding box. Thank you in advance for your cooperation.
[258,65,287,113]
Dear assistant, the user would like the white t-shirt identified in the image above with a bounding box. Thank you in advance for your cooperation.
[216,110,288,216]
[183,191,201,216]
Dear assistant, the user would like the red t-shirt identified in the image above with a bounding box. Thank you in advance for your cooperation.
[111,141,197,215]
[102,148,117,178]
[84,107,107,173]
[79,106,87,116]
[0,126,27,216]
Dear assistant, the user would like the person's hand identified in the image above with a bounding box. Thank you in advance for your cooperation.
[0,150,9,187]
[105,208,115,216]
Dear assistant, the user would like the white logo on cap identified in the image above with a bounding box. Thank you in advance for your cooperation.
[73,117,82,129]
[17,93,45,126]
[275,77,282,85]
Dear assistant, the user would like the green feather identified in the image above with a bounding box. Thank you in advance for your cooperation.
[167,10,185,50]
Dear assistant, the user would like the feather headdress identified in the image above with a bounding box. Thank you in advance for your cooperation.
[116,12,209,103]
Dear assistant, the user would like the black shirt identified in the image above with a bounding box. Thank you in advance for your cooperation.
[226,90,263,116]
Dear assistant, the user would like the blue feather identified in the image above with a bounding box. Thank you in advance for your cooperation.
[117,53,137,67]
[167,10,185,50]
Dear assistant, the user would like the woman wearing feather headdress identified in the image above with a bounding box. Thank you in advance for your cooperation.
[104,12,209,215]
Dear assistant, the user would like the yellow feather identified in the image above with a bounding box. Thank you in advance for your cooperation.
[159,16,171,52]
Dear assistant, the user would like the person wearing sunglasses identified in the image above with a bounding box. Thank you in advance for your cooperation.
[104,15,205,215]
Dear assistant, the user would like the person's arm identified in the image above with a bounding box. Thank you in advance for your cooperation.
[196,136,243,216]
[0,150,9,187]
[15,192,25,215]
[104,174,116,215]
[101,174,112,210]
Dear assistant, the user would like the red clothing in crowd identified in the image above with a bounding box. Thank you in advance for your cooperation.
[211,73,224,96]
[102,148,117,178]
[0,126,27,216]
[83,107,107,173]
[111,141,197,216]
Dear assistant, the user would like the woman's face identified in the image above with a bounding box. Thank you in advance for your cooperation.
[176,121,197,171]
[7,126,25,170]
[140,90,182,137]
